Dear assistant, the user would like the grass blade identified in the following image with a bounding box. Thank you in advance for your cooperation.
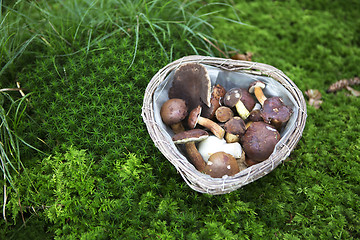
[0,34,37,77]
[127,14,140,71]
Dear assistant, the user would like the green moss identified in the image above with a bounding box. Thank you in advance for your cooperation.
[1,0,360,239]
[212,0,360,90]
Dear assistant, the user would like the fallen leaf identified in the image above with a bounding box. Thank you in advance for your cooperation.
[345,86,360,97]
[326,76,360,93]
[230,52,253,61]
[305,89,323,109]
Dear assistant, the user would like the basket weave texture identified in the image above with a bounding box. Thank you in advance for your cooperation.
[142,55,307,195]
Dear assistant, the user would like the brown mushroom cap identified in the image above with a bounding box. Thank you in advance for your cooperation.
[240,121,280,162]
[188,105,202,129]
[172,129,209,144]
[168,63,211,114]
[172,129,208,171]
[224,88,256,111]
[203,152,240,178]
[260,97,293,130]
[248,109,263,122]
[160,98,188,133]
[215,106,234,123]
[223,88,256,119]
[224,116,246,143]
[224,117,246,136]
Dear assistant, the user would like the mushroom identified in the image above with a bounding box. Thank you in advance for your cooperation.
[188,105,225,139]
[215,106,234,123]
[172,129,209,171]
[223,88,256,120]
[260,97,293,130]
[203,152,240,178]
[198,135,243,162]
[202,84,227,119]
[172,129,209,144]
[223,117,246,143]
[248,81,292,130]
[248,103,263,122]
[248,81,267,106]
[240,121,280,163]
[160,98,188,134]
[168,63,211,115]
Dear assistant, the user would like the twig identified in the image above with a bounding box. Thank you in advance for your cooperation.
[37,137,49,147]
[16,82,30,104]
[16,82,27,97]
[18,197,26,226]
[202,36,229,58]
[31,206,37,215]
[326,77,360,93]
[0,88,27,93]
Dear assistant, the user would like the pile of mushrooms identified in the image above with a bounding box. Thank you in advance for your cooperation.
[160,63,293,178]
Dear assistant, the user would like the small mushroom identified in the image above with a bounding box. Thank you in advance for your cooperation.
[248,81,293,130]
[215,106,234,123]
[223,88,256,120]
[198,135,243,162]
[188,105,225,139]
[160,98,188,134]
[203,152,240,178]
[260,97,293,130]
[202,84,227,119]
[172,129,209,171]
[224,117,246,143]
[248,103,263,122]
[248,81,267,106]
[241,121,280,163]
[168,63,211,114]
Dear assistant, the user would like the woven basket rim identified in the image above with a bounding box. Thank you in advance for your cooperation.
[142,55,307,195]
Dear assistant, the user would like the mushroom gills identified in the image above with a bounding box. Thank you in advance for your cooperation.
[168,63,211,114]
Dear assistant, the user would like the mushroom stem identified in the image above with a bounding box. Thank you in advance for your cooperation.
[245,121,253,129]
[235,100,250,120]
[172,129,209,171]
[225,132,240,143]
[254,87,267,106]
[185,142,206,171]
[197,117,225,139]
[171,122,185,134]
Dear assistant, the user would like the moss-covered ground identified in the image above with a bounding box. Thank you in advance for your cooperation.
[1,0,360,239]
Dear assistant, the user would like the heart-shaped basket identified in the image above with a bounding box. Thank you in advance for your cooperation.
[142,55,307,195]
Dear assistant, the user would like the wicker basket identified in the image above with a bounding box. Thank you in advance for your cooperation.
[142,55,307,195]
